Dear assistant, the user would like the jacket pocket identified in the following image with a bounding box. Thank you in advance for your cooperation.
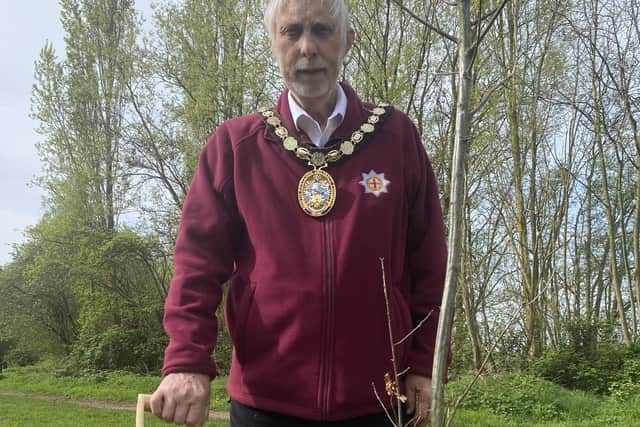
[225,278,256,363]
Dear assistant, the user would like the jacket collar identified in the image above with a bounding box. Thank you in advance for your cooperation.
[266,82,369,148]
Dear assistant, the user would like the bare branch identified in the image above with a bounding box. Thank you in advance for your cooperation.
[389,0,459,43]
[395,310,434,346]
[471,72,514,116]
[398,366,411,376]
[380,258,403,426]
[476,0,509,46]
[372,383,398,427]
[445,281,553,427]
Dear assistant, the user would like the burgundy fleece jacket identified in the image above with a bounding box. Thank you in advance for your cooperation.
[162,82,447,421]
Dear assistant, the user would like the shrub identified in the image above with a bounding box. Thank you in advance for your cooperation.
[447,374,580,421]
[0,336,16,360]
[65,325,166,374]
[609,353,640,401]
[5,348,39,367]
[530,343,640,396]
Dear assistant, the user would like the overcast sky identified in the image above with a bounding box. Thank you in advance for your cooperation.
[0,1,152,265]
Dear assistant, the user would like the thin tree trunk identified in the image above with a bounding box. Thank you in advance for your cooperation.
[635,177,640,331]
[432,1,473,425]
[462,194,483,369]
[594,108,631,343]
[504,0,538,356]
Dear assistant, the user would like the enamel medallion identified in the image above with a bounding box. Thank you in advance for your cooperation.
[260,104,391,217]
[359,170,391,197]
[298,169,337,217]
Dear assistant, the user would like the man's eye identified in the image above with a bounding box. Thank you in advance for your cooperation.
[313,25,332,36]
[283,27,301,38]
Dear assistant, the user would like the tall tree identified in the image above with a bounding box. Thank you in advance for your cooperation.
[32,0,138,231]
[152,0,272,176]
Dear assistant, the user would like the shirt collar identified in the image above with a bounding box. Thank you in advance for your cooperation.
[287,83,347,132]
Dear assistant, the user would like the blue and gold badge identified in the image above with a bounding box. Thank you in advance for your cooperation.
[298,169,336,217]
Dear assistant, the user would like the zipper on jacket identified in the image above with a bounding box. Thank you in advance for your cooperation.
[320,219,334,419]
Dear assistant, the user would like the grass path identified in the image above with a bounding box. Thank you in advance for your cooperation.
[3,365,640,426]
[0,390,230,420]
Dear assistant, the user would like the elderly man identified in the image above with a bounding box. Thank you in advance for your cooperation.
[150,0,447,426]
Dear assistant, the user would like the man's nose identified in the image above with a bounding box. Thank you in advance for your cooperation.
[298,32,318,57]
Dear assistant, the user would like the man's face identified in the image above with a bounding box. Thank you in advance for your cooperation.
[272,0,354,104]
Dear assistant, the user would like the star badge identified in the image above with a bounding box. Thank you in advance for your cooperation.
[359,170,390,197]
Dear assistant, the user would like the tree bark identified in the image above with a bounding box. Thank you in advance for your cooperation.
[431,1,473,425]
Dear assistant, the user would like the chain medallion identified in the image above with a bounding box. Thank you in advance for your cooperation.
[260,104,391,217]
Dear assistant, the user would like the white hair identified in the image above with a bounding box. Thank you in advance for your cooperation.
[264,0,352,47]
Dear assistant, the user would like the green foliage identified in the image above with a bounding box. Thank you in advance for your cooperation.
[447,374,596,421]
[0,337,15,360]
[0,238,74,363]
[66,325,166,374]
[0,330,37,367]
[4,349,39,367]
[153,0,273,176]
[449,305,476,375]
[0,395,228,427]
[3,365,640,426]
[33,0,139,232]
[608,357,640,401]
[530,343,640,396]
[0,363,229,411]
[17,0,274,376]
[0,216,168,373]
[592,394,640,426]
[490,329,531,373]
[11,0,640,396]
[214,298,233,376]
[62,230,167,373]
[559,318,618,355]
[449,409,515,426]
[23,0,159,375]
[0,362,161,402]
[456,375,558,419]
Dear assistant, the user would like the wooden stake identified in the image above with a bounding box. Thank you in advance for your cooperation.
[136,394,152,427]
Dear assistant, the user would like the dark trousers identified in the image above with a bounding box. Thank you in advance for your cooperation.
[230,400,405,427]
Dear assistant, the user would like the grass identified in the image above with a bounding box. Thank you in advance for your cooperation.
[0,363,229,411]
[0,394,227,427]
[1,363,640,426]
[446,373,640,426]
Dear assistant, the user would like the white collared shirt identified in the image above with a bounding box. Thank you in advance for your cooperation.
[288,84,347,148]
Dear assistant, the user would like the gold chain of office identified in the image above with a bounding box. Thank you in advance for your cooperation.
[259,104,391,217]
[259,104,391,169]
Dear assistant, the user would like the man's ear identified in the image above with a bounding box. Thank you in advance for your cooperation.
[345,28,355,53]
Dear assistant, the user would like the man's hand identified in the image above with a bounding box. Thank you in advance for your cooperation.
[405,374,432,426]
[150,372,211,427]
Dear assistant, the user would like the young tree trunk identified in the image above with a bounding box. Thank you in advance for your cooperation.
[462,194,483,369]
[431,1,473,425]
[590,60,632,343]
